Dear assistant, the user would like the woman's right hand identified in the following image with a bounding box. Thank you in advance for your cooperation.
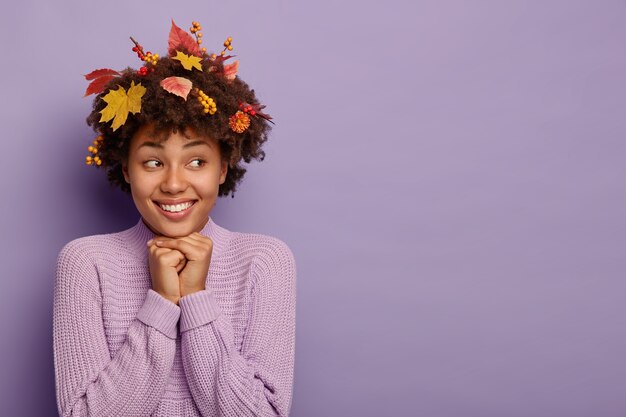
[147,239,186,305]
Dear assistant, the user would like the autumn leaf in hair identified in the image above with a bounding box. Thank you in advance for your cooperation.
[99,81,146,131]
[160,76,193,100]
[84,68,121,96]
[172,51,203,71]
[239,101,274,124]
[223,60,239,81]
[168,19,201,57]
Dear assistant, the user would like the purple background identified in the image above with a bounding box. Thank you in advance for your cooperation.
[1,1,625,416]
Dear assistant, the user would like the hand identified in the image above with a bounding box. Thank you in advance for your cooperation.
[150,233,213,297]
[146,239,185,305]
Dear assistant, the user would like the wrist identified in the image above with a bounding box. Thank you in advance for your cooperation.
[180,285,206,298]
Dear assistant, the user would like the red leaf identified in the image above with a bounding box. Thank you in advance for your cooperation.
[85,68,120,81]
[84,74,117,96]
[212,54,235,64]
[160,76,193,100]
[223,60,239,81]
[168,19,200,57]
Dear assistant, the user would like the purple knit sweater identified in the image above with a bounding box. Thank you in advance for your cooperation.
[53,217,296,416]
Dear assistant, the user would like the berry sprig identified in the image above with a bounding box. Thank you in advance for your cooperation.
[210,36,234,60]
[237,101,274,123]
[85,135,104,166]
[190,21,208,55]
[239,102,256,116]
[195,88,217,115]
[130,37,157,76]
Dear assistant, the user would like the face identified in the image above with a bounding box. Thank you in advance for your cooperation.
[122,124,228,238]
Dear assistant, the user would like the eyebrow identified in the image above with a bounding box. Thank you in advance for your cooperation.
[138,140,212,149]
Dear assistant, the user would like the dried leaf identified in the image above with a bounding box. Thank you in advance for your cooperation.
[160,76,193,100]
[85,75,115,96]
[212,54,235,64]
[168,19,200,57]
[223,60,239,81]
[84,68,120,81]
[99,81,146,131]
[84,68,121,96]
[172,51,203,71]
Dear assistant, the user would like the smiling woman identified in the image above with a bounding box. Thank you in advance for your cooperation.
[53,20,296,417]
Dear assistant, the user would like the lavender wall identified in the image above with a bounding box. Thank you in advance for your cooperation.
[1,1,625,416]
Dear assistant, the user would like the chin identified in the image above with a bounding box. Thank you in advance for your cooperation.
[142,215,210,238]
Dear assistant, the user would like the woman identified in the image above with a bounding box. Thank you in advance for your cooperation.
[53,20,296,416]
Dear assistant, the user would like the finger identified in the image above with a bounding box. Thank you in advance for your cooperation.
[154,247,186,266]
[147,236,176,246]
[154,238,209,260]
[175,257,187,273]
[186,233,213,246]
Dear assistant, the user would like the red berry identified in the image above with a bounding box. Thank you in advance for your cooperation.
[250,110,256,116]
[132,46,138,52]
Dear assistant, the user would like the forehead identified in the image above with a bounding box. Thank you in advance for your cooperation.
[131,124,219,151]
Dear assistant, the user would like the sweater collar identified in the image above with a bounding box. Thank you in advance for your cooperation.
[124,216,230,258]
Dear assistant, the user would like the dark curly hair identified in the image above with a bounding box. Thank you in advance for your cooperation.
[86,53,271,198]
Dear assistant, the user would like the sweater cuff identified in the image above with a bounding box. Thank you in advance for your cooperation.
[136,289,181,339]
[179,290,222,332]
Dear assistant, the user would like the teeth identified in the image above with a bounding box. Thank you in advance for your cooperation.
[159,201,193,213]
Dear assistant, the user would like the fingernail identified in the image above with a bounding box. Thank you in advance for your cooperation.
[147,239,154,245]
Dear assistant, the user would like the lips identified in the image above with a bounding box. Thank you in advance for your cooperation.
[157,201,194,213]
[153,199,197,218]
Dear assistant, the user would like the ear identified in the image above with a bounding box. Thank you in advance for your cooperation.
[219,160,228,185]
[122,161,130,184]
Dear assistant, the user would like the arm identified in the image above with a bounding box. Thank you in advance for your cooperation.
[179,239,297,417]
[53,239,181,417]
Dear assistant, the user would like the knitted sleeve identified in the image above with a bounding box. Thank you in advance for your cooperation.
[178,238,297,417]
[53,239,181,417]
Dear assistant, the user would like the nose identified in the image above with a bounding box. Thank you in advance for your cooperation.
[160,166,188,194]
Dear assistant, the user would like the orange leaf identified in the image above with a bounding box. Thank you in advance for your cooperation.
[160,76,193,100]
[168,19,200,57]
[223,60,239,81]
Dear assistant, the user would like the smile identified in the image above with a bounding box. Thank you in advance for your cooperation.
[153,200,198,220]
[158,201,195,213]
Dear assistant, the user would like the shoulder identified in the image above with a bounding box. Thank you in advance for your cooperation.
[56,228,133,272]
[228,231,296,278]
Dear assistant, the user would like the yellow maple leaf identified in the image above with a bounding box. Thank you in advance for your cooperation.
[99,81,146,131]
[172,50,203,71]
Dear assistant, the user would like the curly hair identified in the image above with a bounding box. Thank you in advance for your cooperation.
[86,54,271,197]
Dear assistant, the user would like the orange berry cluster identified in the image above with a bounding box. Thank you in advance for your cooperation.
[209,36,234,60]
[229,111,251,133]
[143,52,159,65]
[190,21,208,54]
[221,37,233,56]
[195,88,217,114]
[85,135,104,166]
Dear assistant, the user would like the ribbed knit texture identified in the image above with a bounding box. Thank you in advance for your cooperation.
[53,217,297,416]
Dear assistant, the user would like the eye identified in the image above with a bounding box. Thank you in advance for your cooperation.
[189,159,206,168]
[144,160,162,168]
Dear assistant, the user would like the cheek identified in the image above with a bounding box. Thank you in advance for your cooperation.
[195,170,222,196]
[128,171,158,198]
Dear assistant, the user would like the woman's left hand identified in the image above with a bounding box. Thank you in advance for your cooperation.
[151,233,214,297]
